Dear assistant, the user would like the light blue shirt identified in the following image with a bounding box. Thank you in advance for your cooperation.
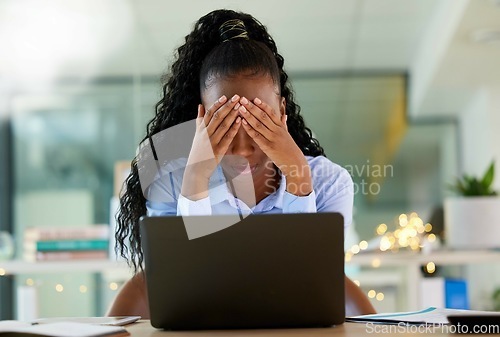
[146,155,354,230]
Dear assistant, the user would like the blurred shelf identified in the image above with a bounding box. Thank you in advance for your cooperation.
[0,259,130,275]
[347,249,500,267]
[347,249,500,311]
[347,270,403,287]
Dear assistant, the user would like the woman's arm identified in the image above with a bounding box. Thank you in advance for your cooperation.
[106,271,150,318]
[345,276,376,316]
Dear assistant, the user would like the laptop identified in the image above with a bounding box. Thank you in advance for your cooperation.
[140,213,345,330]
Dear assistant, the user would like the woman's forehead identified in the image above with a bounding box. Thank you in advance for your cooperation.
[201,74,280,103]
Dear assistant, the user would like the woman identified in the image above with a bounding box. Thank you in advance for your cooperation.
[109,9,375,317]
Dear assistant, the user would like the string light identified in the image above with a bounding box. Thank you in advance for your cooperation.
[399,214,408,227]
[26,278,34,286]
[109,282,118,291]
[376,224,387,235]
[374,212,437,252]
[0,268,5,276]
[425,262,436,274]
[346,212,438,263]
[55,284,64,292]
[345,252,352,262]
[345,212,441,296]
[79,285,88,293]
[371,258,381,268]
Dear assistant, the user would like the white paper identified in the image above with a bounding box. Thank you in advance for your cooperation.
[32,316,141,326]
[347,307,500,325]
[0,321,128,337]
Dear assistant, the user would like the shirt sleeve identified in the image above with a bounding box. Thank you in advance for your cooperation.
[282,190,317,213]
[146,200,176,216]
[177,194,212,216]
[316,168,354,230]
[145,167,180,216]
[145,170,178,216]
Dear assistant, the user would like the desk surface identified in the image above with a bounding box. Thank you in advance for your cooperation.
[126,320,500,336]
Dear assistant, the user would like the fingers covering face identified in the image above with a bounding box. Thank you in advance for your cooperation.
[198,95,242,156]
[204,95,240,137]
[199,95,284,147]
[237,97,285,141]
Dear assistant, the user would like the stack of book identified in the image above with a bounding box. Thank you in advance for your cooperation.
[23,225,110,262]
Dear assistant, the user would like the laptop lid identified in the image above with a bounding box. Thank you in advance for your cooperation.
[140,212,345,330]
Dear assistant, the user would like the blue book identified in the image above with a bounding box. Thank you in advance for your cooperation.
[445,279,469,309]
[36,239,109,251]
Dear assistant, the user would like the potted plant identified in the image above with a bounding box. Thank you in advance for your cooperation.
[494,288,500,311]
[444,161,500,249]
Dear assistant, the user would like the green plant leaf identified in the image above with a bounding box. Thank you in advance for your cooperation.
[481,161,495,190]
[494,288,500,299]
[447,160,498,196]
[469,178,482,196]
[454,178,466,194]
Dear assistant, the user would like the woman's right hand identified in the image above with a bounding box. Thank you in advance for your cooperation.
[181,94,242,200]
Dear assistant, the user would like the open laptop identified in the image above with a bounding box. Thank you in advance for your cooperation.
[140,213,345,330]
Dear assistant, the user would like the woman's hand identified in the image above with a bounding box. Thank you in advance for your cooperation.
[238,97,313,196]
[182,94,242,200]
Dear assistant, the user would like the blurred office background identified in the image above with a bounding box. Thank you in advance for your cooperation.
[1,0,500,319]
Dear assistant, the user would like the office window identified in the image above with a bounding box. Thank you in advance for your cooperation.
[10,81,159,317]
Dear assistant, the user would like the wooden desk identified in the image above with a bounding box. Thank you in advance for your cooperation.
[126,320,500,336]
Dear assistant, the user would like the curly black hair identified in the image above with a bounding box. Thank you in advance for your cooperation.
[116,9,325,272]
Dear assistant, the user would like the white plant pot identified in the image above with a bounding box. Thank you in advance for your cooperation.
[444,196,500,249]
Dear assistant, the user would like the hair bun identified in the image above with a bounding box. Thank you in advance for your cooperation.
[219,19,250,43]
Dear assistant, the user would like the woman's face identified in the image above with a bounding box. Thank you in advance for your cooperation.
[201,73,285,182]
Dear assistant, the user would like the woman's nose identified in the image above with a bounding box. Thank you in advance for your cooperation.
[229,128,254,157]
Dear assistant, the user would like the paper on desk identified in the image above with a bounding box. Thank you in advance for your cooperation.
[0,321,129,337]
[32,316,141,326]
[346,307,498,325]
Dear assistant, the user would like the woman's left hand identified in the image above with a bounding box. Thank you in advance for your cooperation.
[238,97,313,196]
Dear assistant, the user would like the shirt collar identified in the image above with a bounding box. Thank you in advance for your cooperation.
[207,165,231,205]
[208,166,287,211]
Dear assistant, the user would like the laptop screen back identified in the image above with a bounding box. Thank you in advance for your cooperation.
[140,212,345,330]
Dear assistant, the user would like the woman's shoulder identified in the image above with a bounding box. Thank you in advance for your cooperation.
[305,155,353,185]
[306,155,349,174]
[305,156,353,204]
